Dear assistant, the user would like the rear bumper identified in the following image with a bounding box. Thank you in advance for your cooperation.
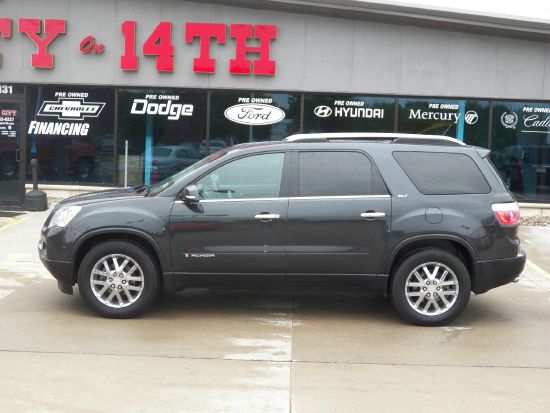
[38,242,74,295]
[473,250,526,294]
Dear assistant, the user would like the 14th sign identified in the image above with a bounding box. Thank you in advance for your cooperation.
[0,19,277,75]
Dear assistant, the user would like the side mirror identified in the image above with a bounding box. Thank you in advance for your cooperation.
[182,184,200,203]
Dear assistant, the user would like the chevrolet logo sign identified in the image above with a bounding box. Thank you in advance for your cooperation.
[37,98,105,120]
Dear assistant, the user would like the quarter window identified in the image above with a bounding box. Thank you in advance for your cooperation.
[197,153,285,200]
[298,151,388,196]
[393,151,491,195]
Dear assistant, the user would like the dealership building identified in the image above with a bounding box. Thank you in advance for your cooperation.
[1,0,550,209]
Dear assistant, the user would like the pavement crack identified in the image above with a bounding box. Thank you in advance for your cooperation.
[0,348,549,371]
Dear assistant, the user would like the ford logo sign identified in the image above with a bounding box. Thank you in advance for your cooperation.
[224,104,286,126]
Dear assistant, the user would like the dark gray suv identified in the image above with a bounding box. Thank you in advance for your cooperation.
[38,133,526,325]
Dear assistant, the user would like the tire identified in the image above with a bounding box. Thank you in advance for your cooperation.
[390,249,471,326]
[77,240,160,318]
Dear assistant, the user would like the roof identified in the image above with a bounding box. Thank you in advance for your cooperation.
[204,0,550,42]
[284,132,466,146]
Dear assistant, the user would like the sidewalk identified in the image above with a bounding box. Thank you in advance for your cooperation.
[0,208,53,300]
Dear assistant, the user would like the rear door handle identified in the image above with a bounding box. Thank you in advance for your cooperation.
[255,213,280,220]
[361,212,386,218]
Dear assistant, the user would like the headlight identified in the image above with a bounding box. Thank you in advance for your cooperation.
[48,206,82,228]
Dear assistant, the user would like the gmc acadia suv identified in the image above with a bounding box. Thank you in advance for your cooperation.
[38,133,526,325]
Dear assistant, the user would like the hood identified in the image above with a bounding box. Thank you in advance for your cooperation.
[58,186,146,206]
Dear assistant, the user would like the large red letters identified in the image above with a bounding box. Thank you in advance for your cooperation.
[229,24,276,75]
[0,18,277,75]
[185,23,226,73]
[0,18,11,67]
[18,18,66,68]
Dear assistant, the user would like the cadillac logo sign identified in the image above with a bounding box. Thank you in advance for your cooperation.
[500,111,518,129]
[38,98,105,120]
[224,104,285,126]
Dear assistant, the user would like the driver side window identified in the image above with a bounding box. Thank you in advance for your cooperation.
[196,153,285,200]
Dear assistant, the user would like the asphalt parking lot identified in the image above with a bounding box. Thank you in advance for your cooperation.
[0,209,549,412]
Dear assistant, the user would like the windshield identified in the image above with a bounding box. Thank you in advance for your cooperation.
[152,147,172,157]
[147,150,228,195]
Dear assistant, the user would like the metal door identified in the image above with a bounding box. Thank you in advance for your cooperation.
[0,99,26,206]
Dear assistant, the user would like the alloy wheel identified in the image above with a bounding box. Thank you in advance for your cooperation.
[90,254,145,308]
[404,262,459,316]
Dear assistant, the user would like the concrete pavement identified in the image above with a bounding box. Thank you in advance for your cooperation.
[0,210,549,412]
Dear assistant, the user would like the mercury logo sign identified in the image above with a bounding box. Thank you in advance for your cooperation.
[314,106,332,118]
[38,98,105,120]
[464,111,479,125]
[224,104,285,125]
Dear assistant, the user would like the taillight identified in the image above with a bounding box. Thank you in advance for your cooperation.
[492,202,520,226]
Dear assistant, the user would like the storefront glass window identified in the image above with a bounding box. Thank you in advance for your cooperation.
[397,98,489,147]
[303,94,395,133]
[117,89,207,186]
[491,101,550,202]
[209,91,300,151]
[26,86,115,184]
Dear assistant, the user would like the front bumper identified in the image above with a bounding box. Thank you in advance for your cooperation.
[473,250,526,294]
[38,240,74,294]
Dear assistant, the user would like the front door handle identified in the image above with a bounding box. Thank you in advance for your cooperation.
[255,213,280,221]
[361,212,386,218]
[15,149,22,163]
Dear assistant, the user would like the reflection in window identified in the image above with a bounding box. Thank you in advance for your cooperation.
[491,101,550,202]
[209,91,300,153]
[117,89,207,186]
[197,153,285,199]
[26,86,115,184]
[303,94,395,133]
[298,151,388,196]
[397,98,489,147]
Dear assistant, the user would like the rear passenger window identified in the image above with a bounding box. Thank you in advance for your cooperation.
[393,151,491,195]
[298,151,388,196]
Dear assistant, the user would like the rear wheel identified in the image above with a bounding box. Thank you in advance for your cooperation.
[77,240,160,318]
[390,249,471,326]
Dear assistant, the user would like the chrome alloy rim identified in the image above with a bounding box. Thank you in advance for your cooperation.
[405,262,459,316]
[90,254,144,308]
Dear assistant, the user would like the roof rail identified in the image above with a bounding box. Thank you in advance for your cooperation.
[283,133,466,147]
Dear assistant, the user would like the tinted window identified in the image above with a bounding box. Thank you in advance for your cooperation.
[397,98,489,148]
[393,151,490,195]
[298,151,387,196]
[26,85,115,184]
[197,153,285,200]
[303,94,395,133]
[209,90,300,152]
[491,101,550,202]
[117,88,207,186]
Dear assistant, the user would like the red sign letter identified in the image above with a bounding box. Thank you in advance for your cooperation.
[121,21,138,71]
[185,23,226,73]
[229,24,276,76]
[143,22,174,72]
[18,18,66,69]
[0,18,12,67]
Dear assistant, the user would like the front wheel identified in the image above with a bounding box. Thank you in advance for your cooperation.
[390,249,471,326]
[77,240,160,318]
